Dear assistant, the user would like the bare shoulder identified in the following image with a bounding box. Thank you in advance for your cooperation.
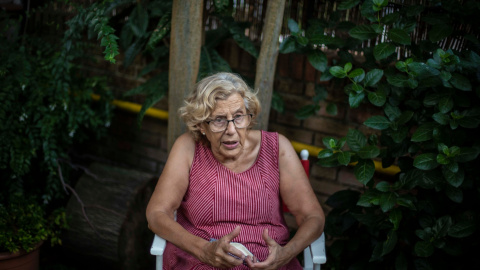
[174,132,196,149]
[168,132,196,166]
[277,133,295,156]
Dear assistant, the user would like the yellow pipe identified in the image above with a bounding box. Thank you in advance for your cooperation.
[93,94,400,175]
[291,141,400,175]
[92,94,169,120]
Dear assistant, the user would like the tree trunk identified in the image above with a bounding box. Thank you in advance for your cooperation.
[254,0,286,131]
[167,0,204,151]
[64,163,158,269]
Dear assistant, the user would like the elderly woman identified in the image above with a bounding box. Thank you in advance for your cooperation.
[146,72,324,269]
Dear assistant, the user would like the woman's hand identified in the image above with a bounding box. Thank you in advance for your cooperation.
[245,229,291,270]
[199,226,250,268]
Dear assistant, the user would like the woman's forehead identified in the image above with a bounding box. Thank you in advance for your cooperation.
[211,93,245,115]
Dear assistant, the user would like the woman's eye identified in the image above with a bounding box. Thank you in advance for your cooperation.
[214,118,225,123]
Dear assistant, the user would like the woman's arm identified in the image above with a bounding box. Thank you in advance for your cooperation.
[145,133,246,268]
[247,134,325,269]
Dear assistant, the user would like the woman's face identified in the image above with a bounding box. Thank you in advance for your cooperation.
[200,92,249,162]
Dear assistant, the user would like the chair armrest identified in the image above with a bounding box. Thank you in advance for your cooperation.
[150,234,167,255]
[310,232,326,264]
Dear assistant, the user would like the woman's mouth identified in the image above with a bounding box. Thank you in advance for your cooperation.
[222,141,239,149]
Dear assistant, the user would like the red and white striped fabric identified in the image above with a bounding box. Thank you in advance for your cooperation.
[163,131,302,269]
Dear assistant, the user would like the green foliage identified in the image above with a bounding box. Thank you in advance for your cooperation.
[281,0,480,269]
[0,195,68,253]
[0,7,112,253]
[75,0,261,124]
[280,18,342,118]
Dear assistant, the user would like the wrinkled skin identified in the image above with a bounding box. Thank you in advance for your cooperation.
[200,226,257,268]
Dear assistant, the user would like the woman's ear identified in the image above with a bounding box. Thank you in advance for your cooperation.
[197,124,205,135]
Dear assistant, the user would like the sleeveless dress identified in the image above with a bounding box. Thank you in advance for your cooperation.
[163,130,302,269]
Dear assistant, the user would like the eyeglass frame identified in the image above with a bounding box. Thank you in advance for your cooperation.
[205,114,254,133]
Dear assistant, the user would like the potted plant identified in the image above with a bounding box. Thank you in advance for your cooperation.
[0,5,114,268]
[0,194,67,269]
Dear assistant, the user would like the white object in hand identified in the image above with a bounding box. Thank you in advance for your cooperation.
[230,242,254,257]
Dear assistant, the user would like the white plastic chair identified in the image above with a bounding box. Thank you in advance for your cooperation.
[150,149,326,269]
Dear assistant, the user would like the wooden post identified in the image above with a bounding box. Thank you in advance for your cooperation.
[254,0,286,131]
[168,0,203,151]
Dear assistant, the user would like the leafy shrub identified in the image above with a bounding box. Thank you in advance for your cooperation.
[0,195,68,253]
[281,0,480,269]
[0,5,113,252]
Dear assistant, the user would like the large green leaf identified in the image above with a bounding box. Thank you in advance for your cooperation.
[397,111,414,125]
[455,147,480,162]
[442,167,464,187]
[368,89,387,106]
[358,145,380,159]
[123,73,168,126]
[388,28,411,45]
[213,0,229,11]
[449,73,472,91]
[438,96,454,113]
[348,91,365,108]
[432,112,449,125]
[146,13,171,51]
[288,18,300,33]
[429,23,453,43]
[338,0,361,10]
[318,153,340,167]
[408,62,440,78]
[225,19,259,58]
[449,220,476,238]
[338,151,352,165]
[386,74,409,87]
[349,68,365,83]
[396,196,416,210]
[346,129,367,151]
[380,192,397,212]
[413,153,439,170]
[364,115,390,130]
[357,189,382,207]
[308,50,328,72]
[354,159,376,185]
[445,185,463,203]
[329,66,347,78]
[123,38,145,68]
[382,230,398,256]
[364,69,384,87]
[318,149,333,158]
[279,36,297,54]
[130,4,149,37]
[349,25,379,40]
[271,91,284,113]
[295,104,319,119]
[360,0,377,22]
[197,46,232,80]
[389,208,403,230]
[326,103,338,115]
[411,122,437,142]
[374,43,396,60]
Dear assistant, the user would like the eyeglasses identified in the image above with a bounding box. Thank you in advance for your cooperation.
[205,114,253,132]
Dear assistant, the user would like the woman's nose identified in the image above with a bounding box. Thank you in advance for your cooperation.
[225,120,237,134]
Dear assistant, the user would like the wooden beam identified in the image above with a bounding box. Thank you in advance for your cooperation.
[254,0,286,131]
[168,0,203,151]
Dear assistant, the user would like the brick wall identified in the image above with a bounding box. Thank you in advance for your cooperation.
[82,39,387,220]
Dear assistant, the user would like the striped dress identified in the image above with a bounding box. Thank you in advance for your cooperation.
[163,131,302,269]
